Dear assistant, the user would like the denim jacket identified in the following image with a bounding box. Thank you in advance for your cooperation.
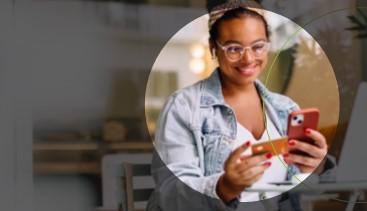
[148,68,334,211]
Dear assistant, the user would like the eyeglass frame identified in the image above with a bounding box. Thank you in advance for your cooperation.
[215,40,270,62]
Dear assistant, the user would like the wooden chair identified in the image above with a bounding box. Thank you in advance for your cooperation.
[122,162,154,211]
[95,153,152,211]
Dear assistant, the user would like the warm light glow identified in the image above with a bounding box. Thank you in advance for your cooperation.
[190,44,205,58]
[189,58,205,74]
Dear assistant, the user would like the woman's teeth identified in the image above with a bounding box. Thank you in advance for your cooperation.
[237,67,256,75]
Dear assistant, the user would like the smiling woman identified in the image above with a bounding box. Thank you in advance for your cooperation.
[208,8,271,144]
[146,1,336,211]
[210,8,270,87]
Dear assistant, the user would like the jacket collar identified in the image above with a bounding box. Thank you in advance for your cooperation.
[200,68,226,106]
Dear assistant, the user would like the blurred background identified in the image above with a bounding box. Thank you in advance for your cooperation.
[0,0,365,210]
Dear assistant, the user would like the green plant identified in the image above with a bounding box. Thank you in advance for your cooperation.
[346,8,367,38]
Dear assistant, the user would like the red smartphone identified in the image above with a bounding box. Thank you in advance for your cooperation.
[287,108,320,154]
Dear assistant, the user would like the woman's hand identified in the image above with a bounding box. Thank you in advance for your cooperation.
[284,128,328,173]
[216,141,272,202]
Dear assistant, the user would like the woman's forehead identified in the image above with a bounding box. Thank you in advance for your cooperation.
[217,16,267,45]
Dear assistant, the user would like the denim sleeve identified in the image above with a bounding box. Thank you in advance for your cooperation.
[150,94,238,211]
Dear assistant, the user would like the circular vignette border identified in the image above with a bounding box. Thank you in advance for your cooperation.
[144,4,367,207]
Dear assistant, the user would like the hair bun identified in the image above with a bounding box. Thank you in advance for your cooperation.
[208,0,265,29]
[206,0,263,13]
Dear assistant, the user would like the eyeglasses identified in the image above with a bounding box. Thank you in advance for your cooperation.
[215,40,270,62]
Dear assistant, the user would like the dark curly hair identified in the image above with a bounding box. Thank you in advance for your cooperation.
[209,7,270,42]
[206,0,264,12]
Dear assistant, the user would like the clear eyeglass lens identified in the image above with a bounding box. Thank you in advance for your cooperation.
[251,43,267,55]
[226,46,243,60]
[225,42,268,61]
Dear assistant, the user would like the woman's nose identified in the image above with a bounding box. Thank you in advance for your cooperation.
[240,49,255,64]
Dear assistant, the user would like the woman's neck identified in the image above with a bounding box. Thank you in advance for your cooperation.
[221,78,258,100]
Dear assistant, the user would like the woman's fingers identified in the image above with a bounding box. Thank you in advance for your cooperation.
[223,141,273,189]
[225,141,251,169]
[245,171,265,185]
[286,153,320,168]
[240,162,271,181]
[286,129,328,173]
[288,140,325,158]
[304,128,327,149]
[235,153,272,172]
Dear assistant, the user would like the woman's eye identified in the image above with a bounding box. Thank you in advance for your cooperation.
[252,44,265,51]
[227,46,243,53]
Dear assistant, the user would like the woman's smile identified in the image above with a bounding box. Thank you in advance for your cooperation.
[235,64,259,77]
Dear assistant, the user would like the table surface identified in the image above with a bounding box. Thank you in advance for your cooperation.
[246,181,367,192]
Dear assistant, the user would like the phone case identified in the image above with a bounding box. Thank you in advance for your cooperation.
[287,108,320,144]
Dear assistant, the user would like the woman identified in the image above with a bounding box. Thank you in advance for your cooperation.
[147,2,333,211]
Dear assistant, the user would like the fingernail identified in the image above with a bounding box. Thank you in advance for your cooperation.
[245,141,251,147]
[284,158,289,164]
[283,153,289,157]
[265,153,273,159]
[288,140,295,146]
[264,161,272,167]
[305,128,311,135]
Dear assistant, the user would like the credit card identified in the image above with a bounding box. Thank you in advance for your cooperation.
[251,136,288,156]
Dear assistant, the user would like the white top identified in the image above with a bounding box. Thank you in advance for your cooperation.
[232,111,288,202]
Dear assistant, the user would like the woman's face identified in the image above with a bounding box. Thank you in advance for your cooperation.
[214,16,268,86]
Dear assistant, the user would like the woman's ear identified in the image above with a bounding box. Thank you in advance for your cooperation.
[209,39,217,60]
[211,49,216,59]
